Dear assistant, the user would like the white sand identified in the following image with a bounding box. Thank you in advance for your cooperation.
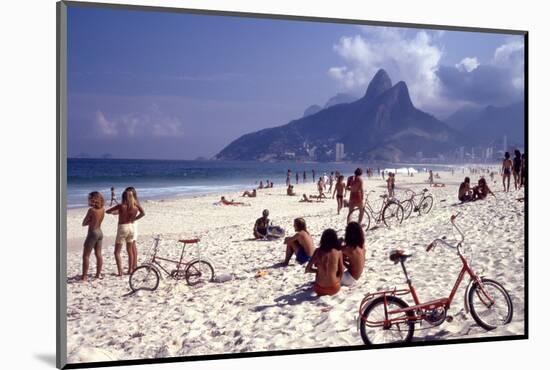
[65,168,525,363]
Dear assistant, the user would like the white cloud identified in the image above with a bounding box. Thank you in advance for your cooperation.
[94,105,185,138]
[455,57,480,72]
[328,28,443,110]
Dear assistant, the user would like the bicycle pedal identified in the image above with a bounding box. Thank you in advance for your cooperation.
[446,316,454,323]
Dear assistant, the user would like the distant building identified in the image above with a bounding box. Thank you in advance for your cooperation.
[335,142,345,161]
[459,146,465,162]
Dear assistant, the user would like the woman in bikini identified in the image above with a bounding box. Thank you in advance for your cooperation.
[347,168,364,225]
[81,191,105,281]
[502,152,513,192]
[332,175,346,215]
[305,228,344,296]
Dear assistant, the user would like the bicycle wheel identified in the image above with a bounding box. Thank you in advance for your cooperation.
[468,278,513,330]
[382,201,404,228]
[348,207,371,231]
[401,199,414,220]
[185,260,214,286]
[418,196,434,215]
[129,265,160,292]
[359,296,415,345]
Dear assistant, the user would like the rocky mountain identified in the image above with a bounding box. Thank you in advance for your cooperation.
[216,69,464,162]
[461,102,524,146]
[323,93,357,108]
[445,106,484,131]
[303,104,322,118]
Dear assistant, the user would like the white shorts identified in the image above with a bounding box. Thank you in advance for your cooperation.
[341,270,357,287]
[133,221,139,242]
[115,223,135,244]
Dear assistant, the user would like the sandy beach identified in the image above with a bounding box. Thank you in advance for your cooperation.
[65,169,525,363]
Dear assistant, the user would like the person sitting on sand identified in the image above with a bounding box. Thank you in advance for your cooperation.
[283,218,314,265]
[300,194,313,203]
[287,184,296,196]
[341,222,365,287]
[254,209,271,239]
[242,189,257,197]
[473,178,496,200]
[219,196,246,206]
[305,228,344,296]
[106,189,144,276]
[332,175,346,215]
[81,191,105,281]
[502,152,513,192]
[458,177,473,202]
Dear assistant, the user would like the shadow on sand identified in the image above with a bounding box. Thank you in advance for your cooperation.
[252,282,324,312]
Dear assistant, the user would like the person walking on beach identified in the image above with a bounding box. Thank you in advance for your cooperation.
[332,175,346,215]
[303,171,306,182]
[81,191,105,281]
[317,177,325,198]
[106,189,145,276]
[296,172,299,184]
[513,149,522,190]
[341,222,365,287]
[283,218,314,265]
[124,187,145,273]
[428,170,434,185]
[305,228,344,296]
[328,173,334,193]
[387,172,395,198]
[312,169,316,183]
[502,152,513,192]
[347,168,365,225]
[110,187,118,206]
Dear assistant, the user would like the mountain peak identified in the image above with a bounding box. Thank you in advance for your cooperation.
[389,81,414,109]
[364,69,392,101]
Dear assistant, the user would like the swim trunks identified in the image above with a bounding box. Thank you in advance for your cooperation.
[314,282,341,296]
[84,228,103,249]
[115,223,135,244]
[296,247,311,264]
[341,270,357,287]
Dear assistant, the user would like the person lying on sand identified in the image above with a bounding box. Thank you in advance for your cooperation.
[242,189,257,197]
[305,229,344,296]
[283,218,314,266]
[218,196,246,206]
[458,177,473,202]
[340,222,365,287]
[81,191,105,281]
[472,178,496,200]
[300,194,324,203]
[287,184,296,196]
[431,183,445,187]
[253,209,270,239]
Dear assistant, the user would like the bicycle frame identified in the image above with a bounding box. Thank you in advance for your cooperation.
[363,191,390,223]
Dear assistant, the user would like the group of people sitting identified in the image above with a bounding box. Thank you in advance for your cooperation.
[258,180,274,189]
[282,218,365,296]
[458,177,495,202]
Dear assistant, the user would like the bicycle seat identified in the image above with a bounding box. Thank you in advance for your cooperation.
[422,188,429,192]
[389,249,412,264]
[178,238,200,244]
[380,194,388,199]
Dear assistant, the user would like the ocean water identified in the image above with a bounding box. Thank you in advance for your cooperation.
[67,158,453,208]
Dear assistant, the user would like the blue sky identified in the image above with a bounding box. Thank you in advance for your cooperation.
[67,5,524,159]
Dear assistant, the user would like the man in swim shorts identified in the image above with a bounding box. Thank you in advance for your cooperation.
[283,218,314,265]
[254,209,271,239]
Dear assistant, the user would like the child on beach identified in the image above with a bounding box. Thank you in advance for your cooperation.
[283,218,314,266]
[110,187,117,206]
[332,175,346,214]
[502,152,513,192]
[341,222,365,287]
[81,191,105,281]
[106,189,145,276]
[305,229,344,296]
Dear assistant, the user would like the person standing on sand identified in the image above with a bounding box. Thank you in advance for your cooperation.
[332,175,346,215]
[502,152,513,192]
[521,153,526,188]
[513,149,522,190]
[303,171,306,182]
[312,169,316,183]
[387,172,395,198]
[81,191,105,281]
[286,169,291,186]
[106,189,144,276]
[110,187,118,206]
[295,172,299,184]
[317,177,325,198]
[125,187,145,273]
[305,229,344,296]
[328,173,334,193]
[347,168,365,225]
[283,218,314,265]
[341,222,365,287]
[428,170,434,185]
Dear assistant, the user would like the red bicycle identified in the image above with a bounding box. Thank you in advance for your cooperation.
[357,213,513,345]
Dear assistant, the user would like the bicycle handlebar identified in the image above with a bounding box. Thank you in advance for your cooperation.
[427,213,464,252]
